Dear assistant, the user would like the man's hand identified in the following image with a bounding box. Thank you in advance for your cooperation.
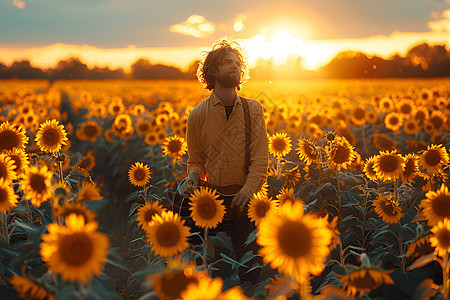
[180,175,199,197]
[230,190,250,210]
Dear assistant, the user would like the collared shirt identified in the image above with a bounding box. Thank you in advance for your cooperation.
[186,92,269,198]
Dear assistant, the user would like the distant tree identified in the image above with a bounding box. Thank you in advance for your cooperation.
[50,57,90,80]
[130,58,188,79]
[7,60,46,79]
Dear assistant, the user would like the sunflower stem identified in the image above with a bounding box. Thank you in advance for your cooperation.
[202,228,208,272]
[1,212,8,244]
[443,252,449,299]
[57,151,64,184]
[393,178,398,204]
[336,171,342,221]
[276,157,281,180]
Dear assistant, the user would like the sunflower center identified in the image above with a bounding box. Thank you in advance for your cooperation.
[29,174,46,193]
[144,209,158,222]
[379,156,400,173]
[161,271,198,299]
[437,230,450,248]
[424,149,441,167]
[349,270,377,289]
[59,233,93,266]
[332,146,350,164]
[168,140,182,153]
[197,197,217,220]
[380,200,397,216]
[0,188,7,204]
[278,220,311,258]
[430,116,443,130]
[139,124,149,131]
[0,130,20,151]
[432,195,450,218]
[156,222,180,247]
[389,116,399,125]
[375,134,394,150]
[133,169,146,181]
[400,105,412,114]
[84,125,99,137]
[273,139,287,152]
[43,129,59,145]
[404,159,415,176]
[354,108,365,119]
[255,201,270,217]
[78,157,93,170]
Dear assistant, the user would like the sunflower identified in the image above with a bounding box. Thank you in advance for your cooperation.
[421,184,450,226]
[373,150,405,182]
[402,154,419,184]
[350,107,367,126]
[4,148,29,179]
[0,178,18,212]
[418,144,449,175]
[146,210,190,257]
[305,122,323,140]
[406,234,433,258]
[75,182,102,203]
[108,97,125,116]
[402,118,421,135]
[56,203,96,223]
[130,104,146,116]
[373,133,398,152]
[188,187,225,229]
[257,201,332,283]
[76,150,96,172]
[155,130,169,144]
[372,194,403,225]
[35,119,68,153]
[148,269,204,300]
[0,154,18,183]
[136,201,165,233]
[378,97,394,113]
[128,162,151,187]
[269,131,292,158]
[247,192,279,227]
[20,165,52,208]
[162,135,187,159]
[430,219,450,257]
[384,112,403,132]
[135,121,153,136]
[281,166,301,188]
[296,137,320,165]
[326,136,356,171]
[335,127,356,146]
[412,106,429,125]
[365,110,378,123]
[40,214,110,282]
[325,215,340,251]
[10,275,54,300]
[338,267,394,297]
[396,99,414,118]
[75,121,102,142]
[428,110,447,131]
[104,129,115,143]
[180,276,224,300]
[0,121,28,153]
[348,151,364,172]
[276,187,296,205]
[144,131,159,146]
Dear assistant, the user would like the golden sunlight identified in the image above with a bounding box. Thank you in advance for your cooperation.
[241,31,335,71]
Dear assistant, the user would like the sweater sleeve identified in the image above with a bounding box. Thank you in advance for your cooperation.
[186,108,206,179]
[240,101,269,198]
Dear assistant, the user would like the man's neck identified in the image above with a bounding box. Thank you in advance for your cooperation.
[213,86,237,106]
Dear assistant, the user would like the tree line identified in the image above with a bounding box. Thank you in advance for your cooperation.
[0,43,448,80]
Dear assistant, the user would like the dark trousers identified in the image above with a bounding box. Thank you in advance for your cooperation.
[174,194,262,285]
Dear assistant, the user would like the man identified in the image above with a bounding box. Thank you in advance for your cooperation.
[178,39,269,285]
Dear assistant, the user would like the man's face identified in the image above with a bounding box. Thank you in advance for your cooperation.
[216,51,241,88]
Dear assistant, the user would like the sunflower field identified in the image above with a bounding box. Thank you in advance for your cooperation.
[0,78,449,299]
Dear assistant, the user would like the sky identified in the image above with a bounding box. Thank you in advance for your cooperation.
[0,0,449,71]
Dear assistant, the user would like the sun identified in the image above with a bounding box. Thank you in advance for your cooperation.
[242,31,335,71]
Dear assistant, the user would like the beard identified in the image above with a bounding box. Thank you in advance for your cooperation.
[217,72,240,88]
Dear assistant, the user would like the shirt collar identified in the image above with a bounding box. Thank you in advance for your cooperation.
[210,91,242,107]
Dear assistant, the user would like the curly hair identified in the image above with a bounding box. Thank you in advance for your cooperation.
[197,38,250,91]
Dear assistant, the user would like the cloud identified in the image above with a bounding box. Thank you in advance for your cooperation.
[13,0,25,9]
[170,14,215,38]
[428,9,450,32]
